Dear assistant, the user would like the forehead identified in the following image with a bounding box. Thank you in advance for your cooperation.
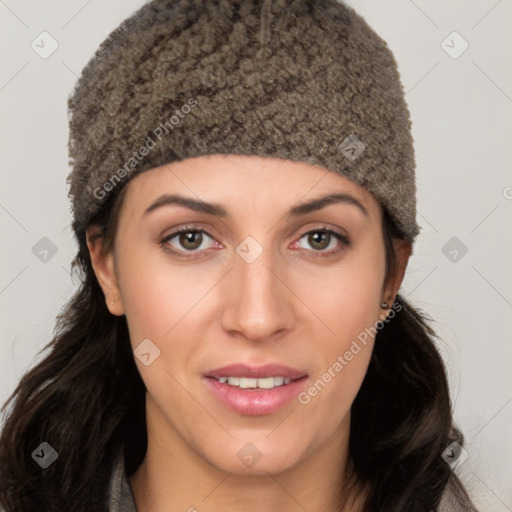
[124,154,377,208]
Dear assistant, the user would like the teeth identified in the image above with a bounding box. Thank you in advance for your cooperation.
[258,377,278,389]
[217,376,293,389]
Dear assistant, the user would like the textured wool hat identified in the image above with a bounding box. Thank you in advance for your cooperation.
[66,0,421,247]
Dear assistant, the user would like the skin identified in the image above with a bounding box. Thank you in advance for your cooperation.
[87,154,411,512]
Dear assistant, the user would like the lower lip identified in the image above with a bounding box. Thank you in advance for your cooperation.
[203,376,309,416]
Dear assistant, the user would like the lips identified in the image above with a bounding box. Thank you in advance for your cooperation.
[204,363,308,380]
[202,363,309,415]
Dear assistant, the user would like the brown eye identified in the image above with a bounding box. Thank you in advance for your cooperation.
[178,231,203,250]
[296,228,350,257]
[160,227,216,256]
[307,231,330,250]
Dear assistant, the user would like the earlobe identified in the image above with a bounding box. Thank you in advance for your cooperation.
[86,227,124,316]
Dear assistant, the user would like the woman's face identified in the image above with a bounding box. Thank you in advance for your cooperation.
[88,154,410,475]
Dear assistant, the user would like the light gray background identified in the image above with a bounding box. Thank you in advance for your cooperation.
[1,1,511,510]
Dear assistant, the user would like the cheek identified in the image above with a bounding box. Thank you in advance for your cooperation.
[115,245,211,406]
[311,240,386,345]
[298,240,385,410]
[115,239,204,345]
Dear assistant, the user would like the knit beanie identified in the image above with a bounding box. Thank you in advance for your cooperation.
[66,0,421,248]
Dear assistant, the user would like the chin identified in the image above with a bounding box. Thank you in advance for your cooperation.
[201,436,306,476]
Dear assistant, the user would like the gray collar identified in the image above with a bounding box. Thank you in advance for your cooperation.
[108,451,138,512]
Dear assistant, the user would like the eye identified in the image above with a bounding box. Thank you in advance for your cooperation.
[159,227,217,257]
[295,227,350,257]
[159,225,350,259]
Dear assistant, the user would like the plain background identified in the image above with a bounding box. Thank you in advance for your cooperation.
[1,1,511,510]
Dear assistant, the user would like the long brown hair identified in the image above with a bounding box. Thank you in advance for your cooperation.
[0,184,477,511]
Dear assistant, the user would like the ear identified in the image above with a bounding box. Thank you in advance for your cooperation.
[86,226,125,316]
[382,238,412,309]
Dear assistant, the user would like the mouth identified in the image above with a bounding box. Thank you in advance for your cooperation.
[203,363,309,415]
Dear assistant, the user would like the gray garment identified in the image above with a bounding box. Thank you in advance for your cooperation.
[108,452,138,512]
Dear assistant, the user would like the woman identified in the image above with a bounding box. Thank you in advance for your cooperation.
[0,0,478,511]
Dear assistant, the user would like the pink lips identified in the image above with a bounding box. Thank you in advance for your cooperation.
[203,363,309,416]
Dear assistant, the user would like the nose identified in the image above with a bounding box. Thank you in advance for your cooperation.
[220,243,294,343]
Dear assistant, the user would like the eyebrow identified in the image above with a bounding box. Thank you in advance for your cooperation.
[143,192,368,218]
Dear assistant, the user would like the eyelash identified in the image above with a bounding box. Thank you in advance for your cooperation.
[159,225,350,259]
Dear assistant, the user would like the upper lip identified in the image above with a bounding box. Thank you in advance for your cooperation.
[205,363,308,380]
